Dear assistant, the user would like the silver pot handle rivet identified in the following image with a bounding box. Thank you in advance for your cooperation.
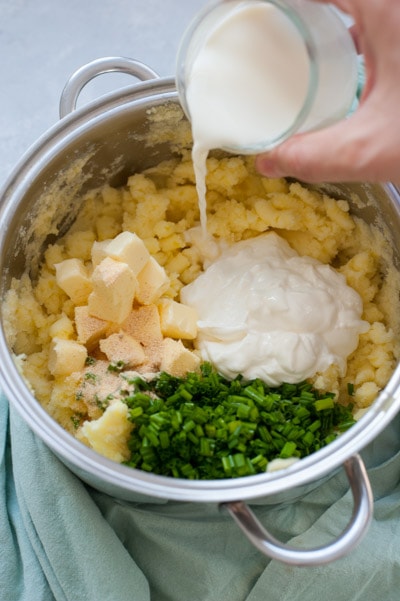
[221,454,373,566]
[59,56,159,119]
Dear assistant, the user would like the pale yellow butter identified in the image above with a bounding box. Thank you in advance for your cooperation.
[55,258,93,305]
[91,231,150,275]
[136,256,170,305]
[88,257,137,324]
[158,298,198,339]
[74,305,110,351]
[160,338,200,377]
[99,331,146,368]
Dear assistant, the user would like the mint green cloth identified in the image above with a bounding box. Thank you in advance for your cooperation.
[2,388,400,601]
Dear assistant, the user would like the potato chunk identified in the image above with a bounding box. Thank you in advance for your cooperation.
[48,337,87,376]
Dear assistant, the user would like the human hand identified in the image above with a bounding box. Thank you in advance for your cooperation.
[256,0,400,184]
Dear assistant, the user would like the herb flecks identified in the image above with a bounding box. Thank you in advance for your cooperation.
[84,372,99,383]
[70,412,85,429]
[85,356,97,366]
[108,360,128,373]
[95,392,115,411]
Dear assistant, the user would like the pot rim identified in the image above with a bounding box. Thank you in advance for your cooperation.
[1,75,400,503]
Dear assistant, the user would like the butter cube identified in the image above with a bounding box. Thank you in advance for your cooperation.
[55,258,93,305]
[88,257,137,324]
[99,331,146,367]
[160,338,200,377]
[122,305,163,370]
[48,337,87,376]
[136,257,170,305]
[91,231,150,275]
[74,305,110,351]
[122,305,163,346]
[158,298,198,340]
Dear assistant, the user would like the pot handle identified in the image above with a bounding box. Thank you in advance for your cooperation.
[59,56,159,118]
[221,454,373,566]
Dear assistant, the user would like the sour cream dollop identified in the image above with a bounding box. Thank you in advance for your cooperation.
[180,233,369,385]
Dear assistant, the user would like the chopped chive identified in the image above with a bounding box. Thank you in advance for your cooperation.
[130,407,144,419]
[314,398,335,411]
[280,441,297,458]
[159,431,170,449]
[122,362,356,480]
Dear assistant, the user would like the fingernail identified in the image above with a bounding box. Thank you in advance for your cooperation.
[255,156,284,178]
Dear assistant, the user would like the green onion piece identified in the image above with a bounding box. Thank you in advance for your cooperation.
[159,431,170,449]
[243,386,266,405]
[122,363,355,480]
[280,441,297,458]
[129,407,143,419]
[314,398,335,411]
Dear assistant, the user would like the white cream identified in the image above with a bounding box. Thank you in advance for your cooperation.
[181,233,369,385]
[185,1,311,231]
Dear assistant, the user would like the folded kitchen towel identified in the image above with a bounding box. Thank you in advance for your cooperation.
[2,387,400,601]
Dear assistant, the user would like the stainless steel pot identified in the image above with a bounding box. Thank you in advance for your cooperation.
[1,57,400,566]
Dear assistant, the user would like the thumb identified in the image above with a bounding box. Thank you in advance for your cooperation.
[255,114,374,183]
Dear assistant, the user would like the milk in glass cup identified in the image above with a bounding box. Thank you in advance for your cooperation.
[176,0,358,154]
[176,0,358,234]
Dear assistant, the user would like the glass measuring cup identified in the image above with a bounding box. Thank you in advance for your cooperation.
[176,0,358,153]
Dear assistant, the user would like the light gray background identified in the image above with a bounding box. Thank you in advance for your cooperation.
[0,0,205,187]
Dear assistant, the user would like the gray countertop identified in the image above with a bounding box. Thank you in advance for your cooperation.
[0,0,204,187]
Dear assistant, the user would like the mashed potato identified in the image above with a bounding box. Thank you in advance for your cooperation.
[4,154,399,462]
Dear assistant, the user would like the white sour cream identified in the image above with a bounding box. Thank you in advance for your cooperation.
[181,233,369,385]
